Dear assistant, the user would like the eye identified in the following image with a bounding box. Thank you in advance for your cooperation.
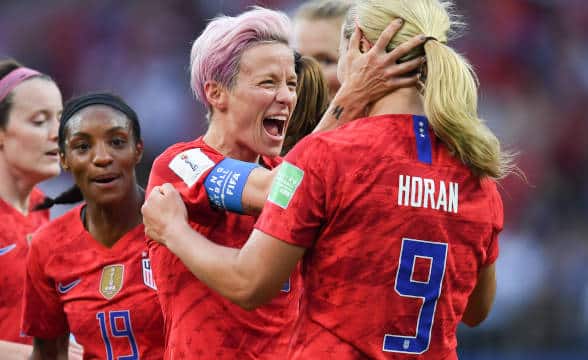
[73,142,89,153]
[259,79,274,87]
[31,113,48,126]
[319,58,337,67]
[111,137,127,147]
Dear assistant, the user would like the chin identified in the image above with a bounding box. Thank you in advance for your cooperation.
[31,165,61,182]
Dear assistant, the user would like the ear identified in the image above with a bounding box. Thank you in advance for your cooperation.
[0,129,4,149]
[204,80,228,112]
[134,140,144,164]
[59,152,69,171]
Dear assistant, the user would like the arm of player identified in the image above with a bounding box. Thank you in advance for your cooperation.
[143,183,305,310]
[312,19,428,133]
[461,263,497,327]
[0,340,32,360]
[240,166,278,215]
[29,335,70,360]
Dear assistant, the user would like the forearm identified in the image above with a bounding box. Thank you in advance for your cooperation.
[313,82,368,133]
[241,167,276,216]
[462,264,496,327]
[0,340,32,360]
[165,221,260,309]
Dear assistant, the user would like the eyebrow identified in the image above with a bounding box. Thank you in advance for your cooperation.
[69,126,130,138]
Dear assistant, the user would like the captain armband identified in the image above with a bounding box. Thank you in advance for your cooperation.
[204,158,260,214]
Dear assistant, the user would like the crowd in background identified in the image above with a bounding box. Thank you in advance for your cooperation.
[1,0,586,358]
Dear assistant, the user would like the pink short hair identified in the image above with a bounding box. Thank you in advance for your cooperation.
[190,7,292,109]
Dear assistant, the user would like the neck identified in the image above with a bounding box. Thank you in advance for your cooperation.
[0,158,37,215]
[84,186,143,248]
[368,87,425,118]
[203,119,260,163]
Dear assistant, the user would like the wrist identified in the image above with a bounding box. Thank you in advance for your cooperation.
[331,83,365,119]
[164,218,191,254]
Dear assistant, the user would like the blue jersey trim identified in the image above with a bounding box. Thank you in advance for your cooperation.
[204,158,259,214]
[412,115,432,164]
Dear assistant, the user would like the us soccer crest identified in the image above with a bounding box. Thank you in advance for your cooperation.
[142,257,157,290]
[99,264,124,300]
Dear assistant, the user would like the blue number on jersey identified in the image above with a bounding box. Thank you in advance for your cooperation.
[383,238,448,354]
[97,310,139,360]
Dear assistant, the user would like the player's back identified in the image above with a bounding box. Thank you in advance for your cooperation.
[291,114,502,359]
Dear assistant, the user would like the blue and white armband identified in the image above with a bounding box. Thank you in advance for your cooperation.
[204,158,260,213]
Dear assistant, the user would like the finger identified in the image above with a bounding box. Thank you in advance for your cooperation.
[387,34,427,62]
[373,18,404,52]
[389,75,420,88]
[390,56,425,75]
[161,183,177,196]
[347,24,362,56]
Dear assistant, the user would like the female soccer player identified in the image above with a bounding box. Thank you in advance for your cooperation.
[0,59,62,347]
[143,0,517,359]
[293,0,352,100]
[22,93,164,359]
[145,6,426,358]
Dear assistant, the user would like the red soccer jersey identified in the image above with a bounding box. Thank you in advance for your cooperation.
[256,114,504,360]
[0,187,48,344]
[22,205,164,359]
[147,137,300,359]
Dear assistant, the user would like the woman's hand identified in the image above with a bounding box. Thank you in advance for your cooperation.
[142,183,189,247]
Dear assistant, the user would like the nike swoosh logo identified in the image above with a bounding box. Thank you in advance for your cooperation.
[0,244,16,256]
[57,279,82,293]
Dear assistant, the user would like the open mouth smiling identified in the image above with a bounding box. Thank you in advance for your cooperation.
[91,173,121,185]
[262,115,287,139]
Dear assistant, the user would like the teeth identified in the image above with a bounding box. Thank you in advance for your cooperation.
[266,115,287,122]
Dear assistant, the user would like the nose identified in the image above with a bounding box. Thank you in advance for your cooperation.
[48,116,59,142]
[92,142,113,167]
[275,82,296,107]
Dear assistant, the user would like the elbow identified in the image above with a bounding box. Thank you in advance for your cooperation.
[461,305,492,327]
[230,287,267,311]
[461,315,486,327]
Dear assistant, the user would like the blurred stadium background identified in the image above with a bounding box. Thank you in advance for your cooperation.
[1,1,586,359]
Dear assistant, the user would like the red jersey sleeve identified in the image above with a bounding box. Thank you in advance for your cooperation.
[146,142,224,208]
[255,136,326,248]
[482,180,504,266]
[21,234,68,339]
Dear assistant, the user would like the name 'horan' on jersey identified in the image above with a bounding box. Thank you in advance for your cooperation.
[397,175,459,213]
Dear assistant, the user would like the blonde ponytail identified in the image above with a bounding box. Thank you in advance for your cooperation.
[423,40,516,178]
[345,0,518,179]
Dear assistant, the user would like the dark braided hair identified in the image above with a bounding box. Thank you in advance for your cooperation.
[35,92,142,211]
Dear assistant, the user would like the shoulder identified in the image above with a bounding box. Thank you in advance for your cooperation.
[31,206,83,249]
[152,138,223,174]
[481,178,504,228]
